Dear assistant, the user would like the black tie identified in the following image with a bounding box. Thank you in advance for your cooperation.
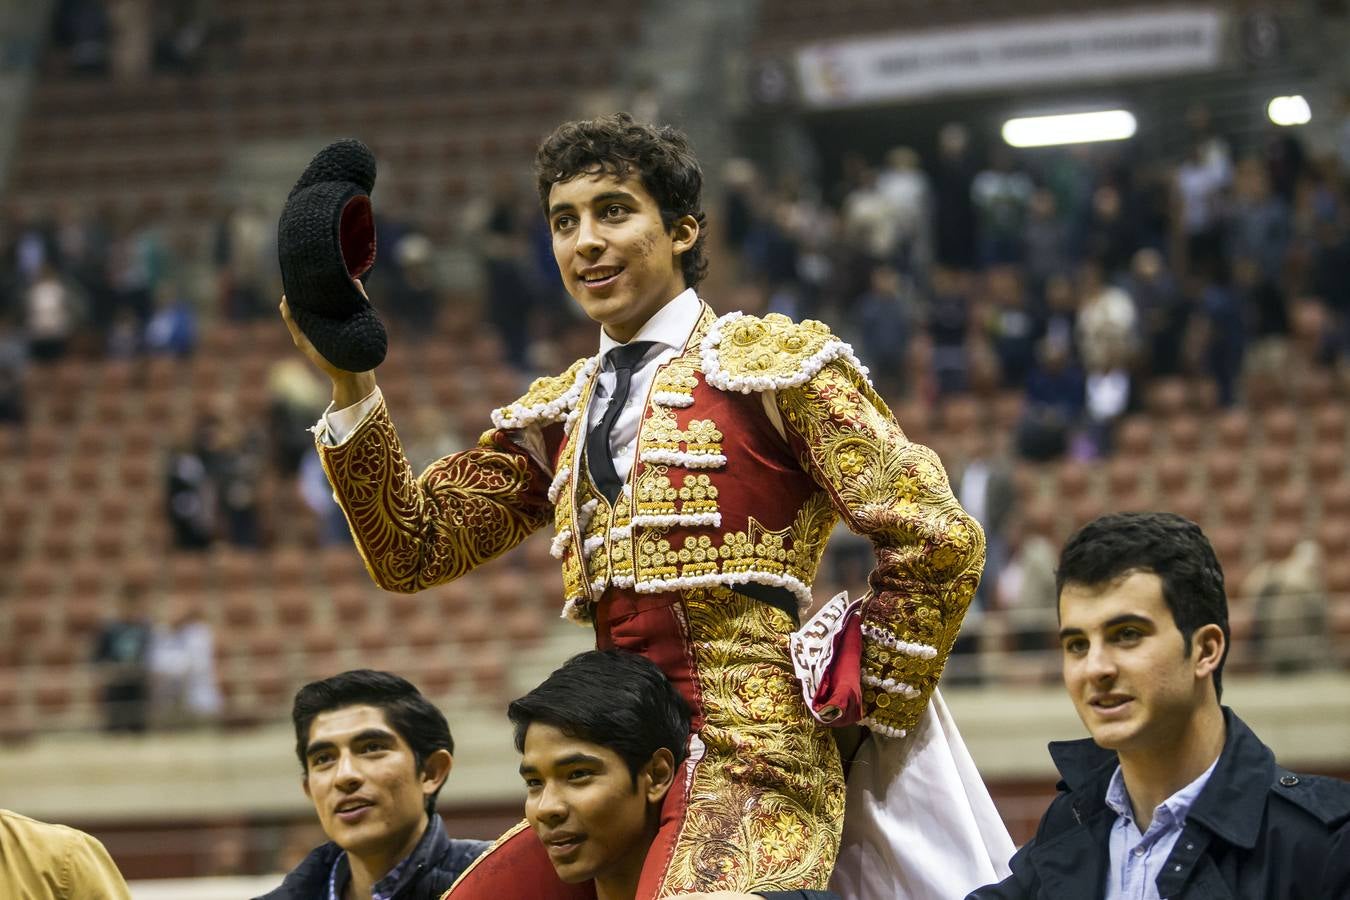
[586,341,657,503]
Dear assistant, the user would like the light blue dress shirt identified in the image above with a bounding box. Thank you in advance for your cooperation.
[1103,757,1219,899]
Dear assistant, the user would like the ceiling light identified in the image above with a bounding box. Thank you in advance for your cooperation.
[1001,110,1137,148]
[1267,95,1311,126]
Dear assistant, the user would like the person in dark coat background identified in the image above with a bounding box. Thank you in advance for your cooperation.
[969,512,1350,900]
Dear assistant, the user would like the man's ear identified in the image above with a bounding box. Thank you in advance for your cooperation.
[1192,623,1225,679]
[642,748,677,806]
[669,214,699,257]
[420,749,453,799]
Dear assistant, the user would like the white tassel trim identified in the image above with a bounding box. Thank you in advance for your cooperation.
[549,528,572,559]
[699,311,872,394]
[563,406,583,437]
[860,716,907,739]
[576,499,600,532]
[629,512,722,529]
[639,449,727,469]
[581,534,606,559]
[609,525,632,541]
[547,466,572,504]
[652,391,694,408]
[861,624,938,659]
[492,356,600,430]
[561,596,588,622]
[862,673,920,699]
[634,569,814,612]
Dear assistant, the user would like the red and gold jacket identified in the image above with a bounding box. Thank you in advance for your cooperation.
[319,304,984,739]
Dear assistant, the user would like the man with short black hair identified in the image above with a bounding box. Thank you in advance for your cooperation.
[459,648,835,900]
[969,512,1350,899]
[258,670,488,900]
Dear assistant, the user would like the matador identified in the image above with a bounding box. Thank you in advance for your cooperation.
[290,114,991,900]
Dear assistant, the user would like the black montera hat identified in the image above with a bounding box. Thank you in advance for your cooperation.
[277,138,387,372]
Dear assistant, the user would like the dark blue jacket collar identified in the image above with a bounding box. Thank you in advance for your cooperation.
[1044,707,1273,850]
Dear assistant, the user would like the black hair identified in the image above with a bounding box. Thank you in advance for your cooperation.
[508,649,692,783]
[292,669,453,814]
[534,112,709,288]
[1056,512,1230,698]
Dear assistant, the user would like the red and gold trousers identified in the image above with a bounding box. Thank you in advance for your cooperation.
[444,586,846,899]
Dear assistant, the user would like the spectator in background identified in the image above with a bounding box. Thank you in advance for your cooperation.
[1022,189,1069,293]
[149,598,222,726]
[1228,157,1290,283]
[0,315,28,435]
[479,172,538,371]
[166,420,217,550]
[1187,273,1245,407]
[929,265,972,394]
[1122,248,1184,377]
[853,265,913,395]
[213,196,273,321]
[877,146,930,274]
[996,502,1060,658]
[143,280,198,357]
[932,122,979,271]
[1020,334,1086,461]
[265,359,327,477]
[92,584,153,733]
[387,233,439,336]
[1075,260,1138,375]
[214,422,265,548]
[24,262,78,362]
[1173,138,1230,278]
[108,0,152,83]
[51,0,112,74]
[983,265,1037,388]
[972,148,1033,267]
[842,165,901,280]
[1243,530,1331,675]
[1082,184,1137,278]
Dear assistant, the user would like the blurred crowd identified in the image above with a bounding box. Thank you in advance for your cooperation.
[2,92,1346,706]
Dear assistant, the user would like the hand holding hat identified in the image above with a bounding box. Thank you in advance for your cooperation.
[277,138,387,373]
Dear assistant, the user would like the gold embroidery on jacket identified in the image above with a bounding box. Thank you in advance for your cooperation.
[656,588,844,894]
[776,359,985,737]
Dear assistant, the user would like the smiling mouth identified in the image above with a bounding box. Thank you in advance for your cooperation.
[580,267,623,288]
[335,800,374,819]
[545,834,586,857]
[1090,695,1133,711]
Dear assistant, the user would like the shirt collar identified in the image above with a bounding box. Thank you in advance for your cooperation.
[328,813,444,900]
[597,288,701,359]
[1104,755,1220,832]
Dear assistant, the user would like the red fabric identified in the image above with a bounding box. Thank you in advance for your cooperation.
[812,605,864,726]
[338,194,376,278]
[443,825,595,900]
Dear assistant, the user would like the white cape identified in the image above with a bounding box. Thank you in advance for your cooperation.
[829,689,1015,900]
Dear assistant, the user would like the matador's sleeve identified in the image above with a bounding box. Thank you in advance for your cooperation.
[317,394,553,594]
[776,359,985,738]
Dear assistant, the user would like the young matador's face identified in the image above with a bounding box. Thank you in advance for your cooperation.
[546,171,697,344]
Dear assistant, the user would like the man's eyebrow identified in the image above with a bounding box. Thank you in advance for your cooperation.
[517,752,605,777]
[548,191,639,218]
[305,728,396,757]
[1057,614,1153,641]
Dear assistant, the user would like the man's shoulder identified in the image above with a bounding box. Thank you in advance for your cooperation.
[1268,769,1350,830]
[252,841,342,900]
[490,355,598,431]
[700,311,868,393]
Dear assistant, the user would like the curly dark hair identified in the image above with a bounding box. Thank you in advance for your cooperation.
[1056,512,1230,699]
[535,112,708,288]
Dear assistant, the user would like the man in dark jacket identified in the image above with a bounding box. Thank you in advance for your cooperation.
[257,670,489,899]
[969,512,1350,899]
